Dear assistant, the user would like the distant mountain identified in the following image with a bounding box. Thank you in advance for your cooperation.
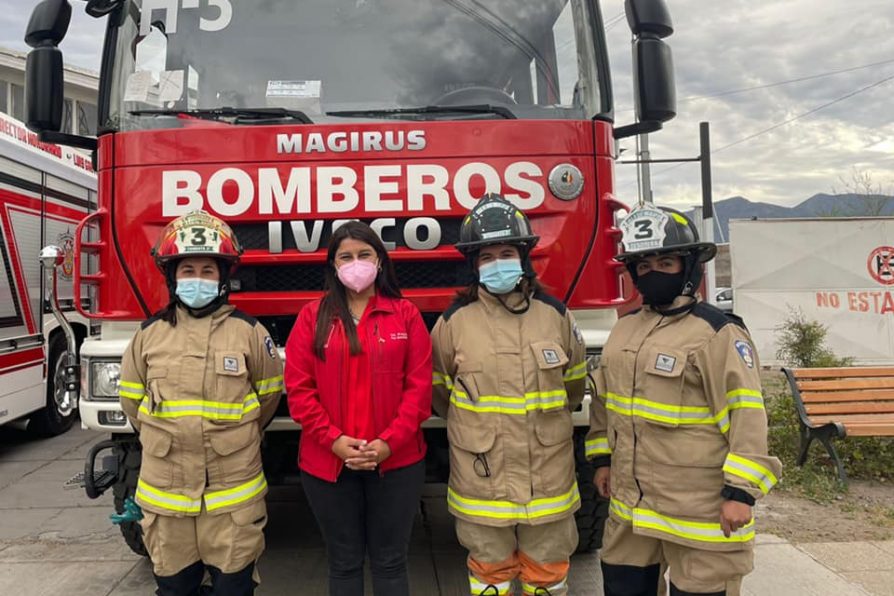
[689,193,894,241]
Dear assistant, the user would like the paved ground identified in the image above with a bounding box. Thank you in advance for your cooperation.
[1,425,892,595]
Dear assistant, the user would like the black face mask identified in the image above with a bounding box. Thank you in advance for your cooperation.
[635,271,686,306]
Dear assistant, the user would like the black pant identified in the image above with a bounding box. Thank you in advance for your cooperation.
[301,460,425,596]
[154,561,256,596]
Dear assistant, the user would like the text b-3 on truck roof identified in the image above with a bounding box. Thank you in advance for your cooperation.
[25,0,677,556]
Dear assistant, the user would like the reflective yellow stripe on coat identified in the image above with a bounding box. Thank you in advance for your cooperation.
[450,389,567,415]
[256,375,284,396]
[136,473,267,515]
[585,437,611,457]
[118,381,145,401]
[562,361,588,382]
[723,453,778,494]
[610,498,755,544]
[138,394,260,421]
[447,485,580,522]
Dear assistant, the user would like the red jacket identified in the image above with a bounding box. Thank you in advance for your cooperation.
[285,295,432,482]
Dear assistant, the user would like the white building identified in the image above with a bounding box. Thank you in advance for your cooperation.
[0,46,98,136]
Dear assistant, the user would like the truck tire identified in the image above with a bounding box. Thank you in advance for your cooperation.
[28,333,77,437]
[113,439,149,557]
[574,428,609,554]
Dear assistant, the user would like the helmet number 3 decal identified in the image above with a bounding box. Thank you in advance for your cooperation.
[620,206,669,252]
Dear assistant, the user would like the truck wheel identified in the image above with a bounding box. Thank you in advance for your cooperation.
[574,429,609,554]
[28,334,77,437]
[113,440,149,557]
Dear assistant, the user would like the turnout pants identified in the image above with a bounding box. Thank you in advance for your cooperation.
[455,516,578,595]
[600,517,753,596]
[140,500,267,596]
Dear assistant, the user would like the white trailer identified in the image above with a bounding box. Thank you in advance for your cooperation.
[730,217,894,367]
[0,111,96,434]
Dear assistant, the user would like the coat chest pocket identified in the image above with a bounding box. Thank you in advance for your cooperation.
[215,351,250,417]
[530,341,568,393]
[639,346,688,428]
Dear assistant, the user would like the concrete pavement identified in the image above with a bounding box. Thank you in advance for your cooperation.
[1,425,892,595]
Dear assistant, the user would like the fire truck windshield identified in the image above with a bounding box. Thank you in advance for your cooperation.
[104,0,606,131]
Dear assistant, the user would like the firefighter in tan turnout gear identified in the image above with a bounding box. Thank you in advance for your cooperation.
[118,211,283,596]
[586,204,782,596]
[431,195,587,596]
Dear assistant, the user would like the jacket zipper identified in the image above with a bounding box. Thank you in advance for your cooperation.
[631,315,664,502]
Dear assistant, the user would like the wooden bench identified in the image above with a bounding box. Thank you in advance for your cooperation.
[782,367,894,482]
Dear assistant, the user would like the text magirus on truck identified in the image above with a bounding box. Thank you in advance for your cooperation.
[25,0,677,557]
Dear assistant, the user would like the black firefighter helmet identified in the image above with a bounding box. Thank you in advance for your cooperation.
[616,204,717,265]
[455,194,539,255]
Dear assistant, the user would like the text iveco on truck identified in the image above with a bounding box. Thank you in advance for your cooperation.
[24,0,676,555]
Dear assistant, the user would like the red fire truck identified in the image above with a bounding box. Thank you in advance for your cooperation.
[25,0,676,554]
[0,110,95,436]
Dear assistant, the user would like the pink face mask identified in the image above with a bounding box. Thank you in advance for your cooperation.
[336,260,378,293]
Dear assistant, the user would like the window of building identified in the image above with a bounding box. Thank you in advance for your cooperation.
[77,102,98,136]
[11,84,24,121]
[62,99,74,134]
[0,82,8,115]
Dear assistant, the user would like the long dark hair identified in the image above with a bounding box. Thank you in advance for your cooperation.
[313,222,402,360]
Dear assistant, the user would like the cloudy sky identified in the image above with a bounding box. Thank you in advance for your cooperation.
[2,0,892,208]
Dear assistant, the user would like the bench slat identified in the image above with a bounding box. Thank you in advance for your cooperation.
[806,402,894,416]
[810,413,894,426]
[800,390,894,404]
[793,367,894,379]
[797,378,894,391]
[843,424,894,437]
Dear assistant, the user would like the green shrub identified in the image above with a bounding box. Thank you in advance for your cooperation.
[774,307,852,368]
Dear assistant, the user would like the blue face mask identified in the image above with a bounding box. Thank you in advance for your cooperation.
[175,278,220,309]
[478,258,524,295]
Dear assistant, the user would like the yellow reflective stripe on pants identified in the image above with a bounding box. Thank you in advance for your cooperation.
[119,380,145,400]
[610,498,755,544]
[585,437,611,457]
[450,389,568,415]
[726,388,764,411]
[433,371,454,390]
[723,453,778,494]
[256,375,283,396]
[448,485,580,522]
[469,576,511,595]
[205,472,267,511]
[136,479,202,514]
[522,579,567,595]
[138,394,260,420]
[563,361,588,382]
[605,393,727,427]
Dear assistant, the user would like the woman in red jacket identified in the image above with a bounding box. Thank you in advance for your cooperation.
[285,221,432,596]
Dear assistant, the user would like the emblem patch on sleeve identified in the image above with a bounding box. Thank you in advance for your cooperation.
[264,336,277,359]
[655,353,676,373]
[542,349,561,365]
[223,356,240,372]
[735,340,755,368]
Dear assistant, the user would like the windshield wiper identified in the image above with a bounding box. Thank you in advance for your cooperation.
[327,104,516,120]
[129,107,314,124]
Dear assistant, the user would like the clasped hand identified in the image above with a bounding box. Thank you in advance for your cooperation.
[332,436,392,471]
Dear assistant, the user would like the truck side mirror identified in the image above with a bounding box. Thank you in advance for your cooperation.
[633,37,676,124]
[24,0,72,134]
[614,0,677,138]
[625,0,674,39]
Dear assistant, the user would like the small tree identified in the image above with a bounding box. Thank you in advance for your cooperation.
[775,307,852,368]
[829,167,893,217]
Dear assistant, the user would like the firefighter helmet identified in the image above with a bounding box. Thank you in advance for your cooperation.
[152,211,243,271]
[455,194,539,254]
[616,204,716,263]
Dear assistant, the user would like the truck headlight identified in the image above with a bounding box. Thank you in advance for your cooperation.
[91,361,121,399]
